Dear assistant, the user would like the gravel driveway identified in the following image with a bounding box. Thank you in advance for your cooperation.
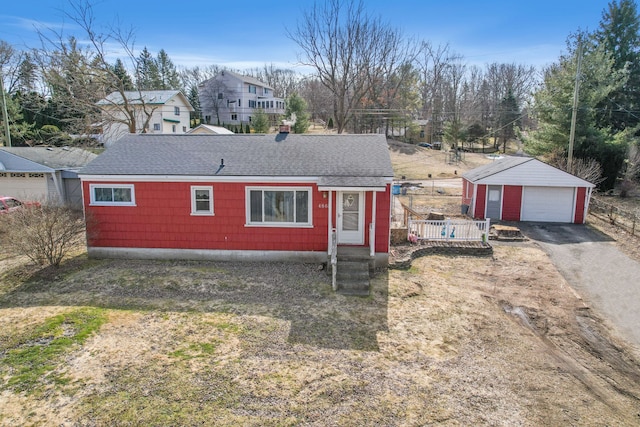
[519,222,640,348]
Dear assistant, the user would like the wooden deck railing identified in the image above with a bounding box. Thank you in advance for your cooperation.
[408,218,490,242]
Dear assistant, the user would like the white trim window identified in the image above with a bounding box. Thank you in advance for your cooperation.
[90,184,135,206]
[246,187,312,227]
[191,186,214,216]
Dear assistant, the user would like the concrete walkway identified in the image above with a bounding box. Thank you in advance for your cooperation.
[519,223,640,349]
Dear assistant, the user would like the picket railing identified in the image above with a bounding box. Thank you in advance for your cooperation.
[408,218,490,242]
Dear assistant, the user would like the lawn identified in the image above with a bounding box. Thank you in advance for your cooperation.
[1,140,640,425]
[1,247,640,425]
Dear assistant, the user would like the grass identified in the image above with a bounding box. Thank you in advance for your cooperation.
[0,307,107,394]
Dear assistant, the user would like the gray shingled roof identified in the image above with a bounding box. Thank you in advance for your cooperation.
[462,156,533,182]
[221,70,275,90]
[79,134,394,182]
[0,147,98,172]
[96,90,183,106]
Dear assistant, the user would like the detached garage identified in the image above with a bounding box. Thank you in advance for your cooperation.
[461,157,595,224]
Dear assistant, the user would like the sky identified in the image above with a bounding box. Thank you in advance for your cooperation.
[0,0,612,73]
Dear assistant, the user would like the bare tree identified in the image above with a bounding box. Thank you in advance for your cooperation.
[548,150,605,185]
[198,72,240,125]
[298,76,334,125]
[416,42,462,142]
[245,64,302,99]
[288,0,410,134]
[36,1,162,136]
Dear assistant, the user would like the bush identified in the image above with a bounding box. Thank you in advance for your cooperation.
[3,203,87,267]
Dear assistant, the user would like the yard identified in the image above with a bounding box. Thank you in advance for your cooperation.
[1,140,640,425]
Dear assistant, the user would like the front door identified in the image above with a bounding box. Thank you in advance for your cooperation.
[337,191,364,245]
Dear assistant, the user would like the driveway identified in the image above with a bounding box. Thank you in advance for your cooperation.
[519,222,640,349]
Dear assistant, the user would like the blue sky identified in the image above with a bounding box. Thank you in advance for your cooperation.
[1,0,611,72]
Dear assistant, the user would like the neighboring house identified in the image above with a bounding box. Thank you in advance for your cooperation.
[198,71,285,126]
[96,90,194,146]
[79,133,393,267]
[462,156,595,223]
[187,124,234,135]
[0,146,97,208]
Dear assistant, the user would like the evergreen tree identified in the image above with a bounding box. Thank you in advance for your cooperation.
[187,84,200,127]
[252,108,270,133]
[0,93,34,146]
[136,47,160,90]
[112,58,134,91]
[285,93,310,134]
[156,49,181,90]
[498,89,520,152]
[17,54,37,93]
[245,123,250,133]
[526,34,627,189]
[593,0,640,132]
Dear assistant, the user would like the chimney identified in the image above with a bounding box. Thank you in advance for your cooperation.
[279,124,291,134]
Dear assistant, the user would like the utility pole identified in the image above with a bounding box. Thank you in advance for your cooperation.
[0,69,11,147]
[568,37,583,173]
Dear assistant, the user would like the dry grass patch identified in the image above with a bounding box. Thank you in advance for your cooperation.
[1,242,640,425]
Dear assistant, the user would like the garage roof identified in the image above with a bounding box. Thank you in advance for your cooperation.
[0,147,97,173]
[462,156,595,188]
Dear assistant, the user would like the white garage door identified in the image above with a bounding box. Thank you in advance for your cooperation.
[0,174,48,199]
[521,187,575,222]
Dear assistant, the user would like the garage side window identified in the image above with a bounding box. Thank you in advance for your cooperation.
[191,186,214,215]
[90,184,135,206]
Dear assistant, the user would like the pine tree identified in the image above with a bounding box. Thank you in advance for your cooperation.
[498,89,520,152]
[136,47,160,90]
[113,59,134,91]
[252,108,270,133]
[285,93,310,134]
[593,0,640,131]
[156,49,181,90]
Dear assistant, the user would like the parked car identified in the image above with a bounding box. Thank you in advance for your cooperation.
[0,196,40,214]
[418,143,433,149]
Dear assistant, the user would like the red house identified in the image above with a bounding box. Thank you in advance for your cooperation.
[79,133,394,268]
[462,157,595,223]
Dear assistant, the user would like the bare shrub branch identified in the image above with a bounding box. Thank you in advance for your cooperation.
[3,204,86,267]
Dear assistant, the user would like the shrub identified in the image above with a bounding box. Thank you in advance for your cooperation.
[3,203,87,267]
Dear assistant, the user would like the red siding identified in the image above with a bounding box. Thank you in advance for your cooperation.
[474,184,487,219]
[461,178,473,206]
[83,181,391,253]
[502,185,523,221]
[574,187,587,224]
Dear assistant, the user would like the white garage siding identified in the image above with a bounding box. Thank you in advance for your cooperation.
[521,187,575,222]
[0,172,48,200]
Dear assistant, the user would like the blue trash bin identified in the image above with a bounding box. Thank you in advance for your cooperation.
[392,184,401,195]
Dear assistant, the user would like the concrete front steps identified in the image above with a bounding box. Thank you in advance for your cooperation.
[334,247,372,296]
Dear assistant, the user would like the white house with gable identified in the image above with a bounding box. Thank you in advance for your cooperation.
[97,90,194,146]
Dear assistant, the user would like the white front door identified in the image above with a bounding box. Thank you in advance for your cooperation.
[337,191,364,244]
